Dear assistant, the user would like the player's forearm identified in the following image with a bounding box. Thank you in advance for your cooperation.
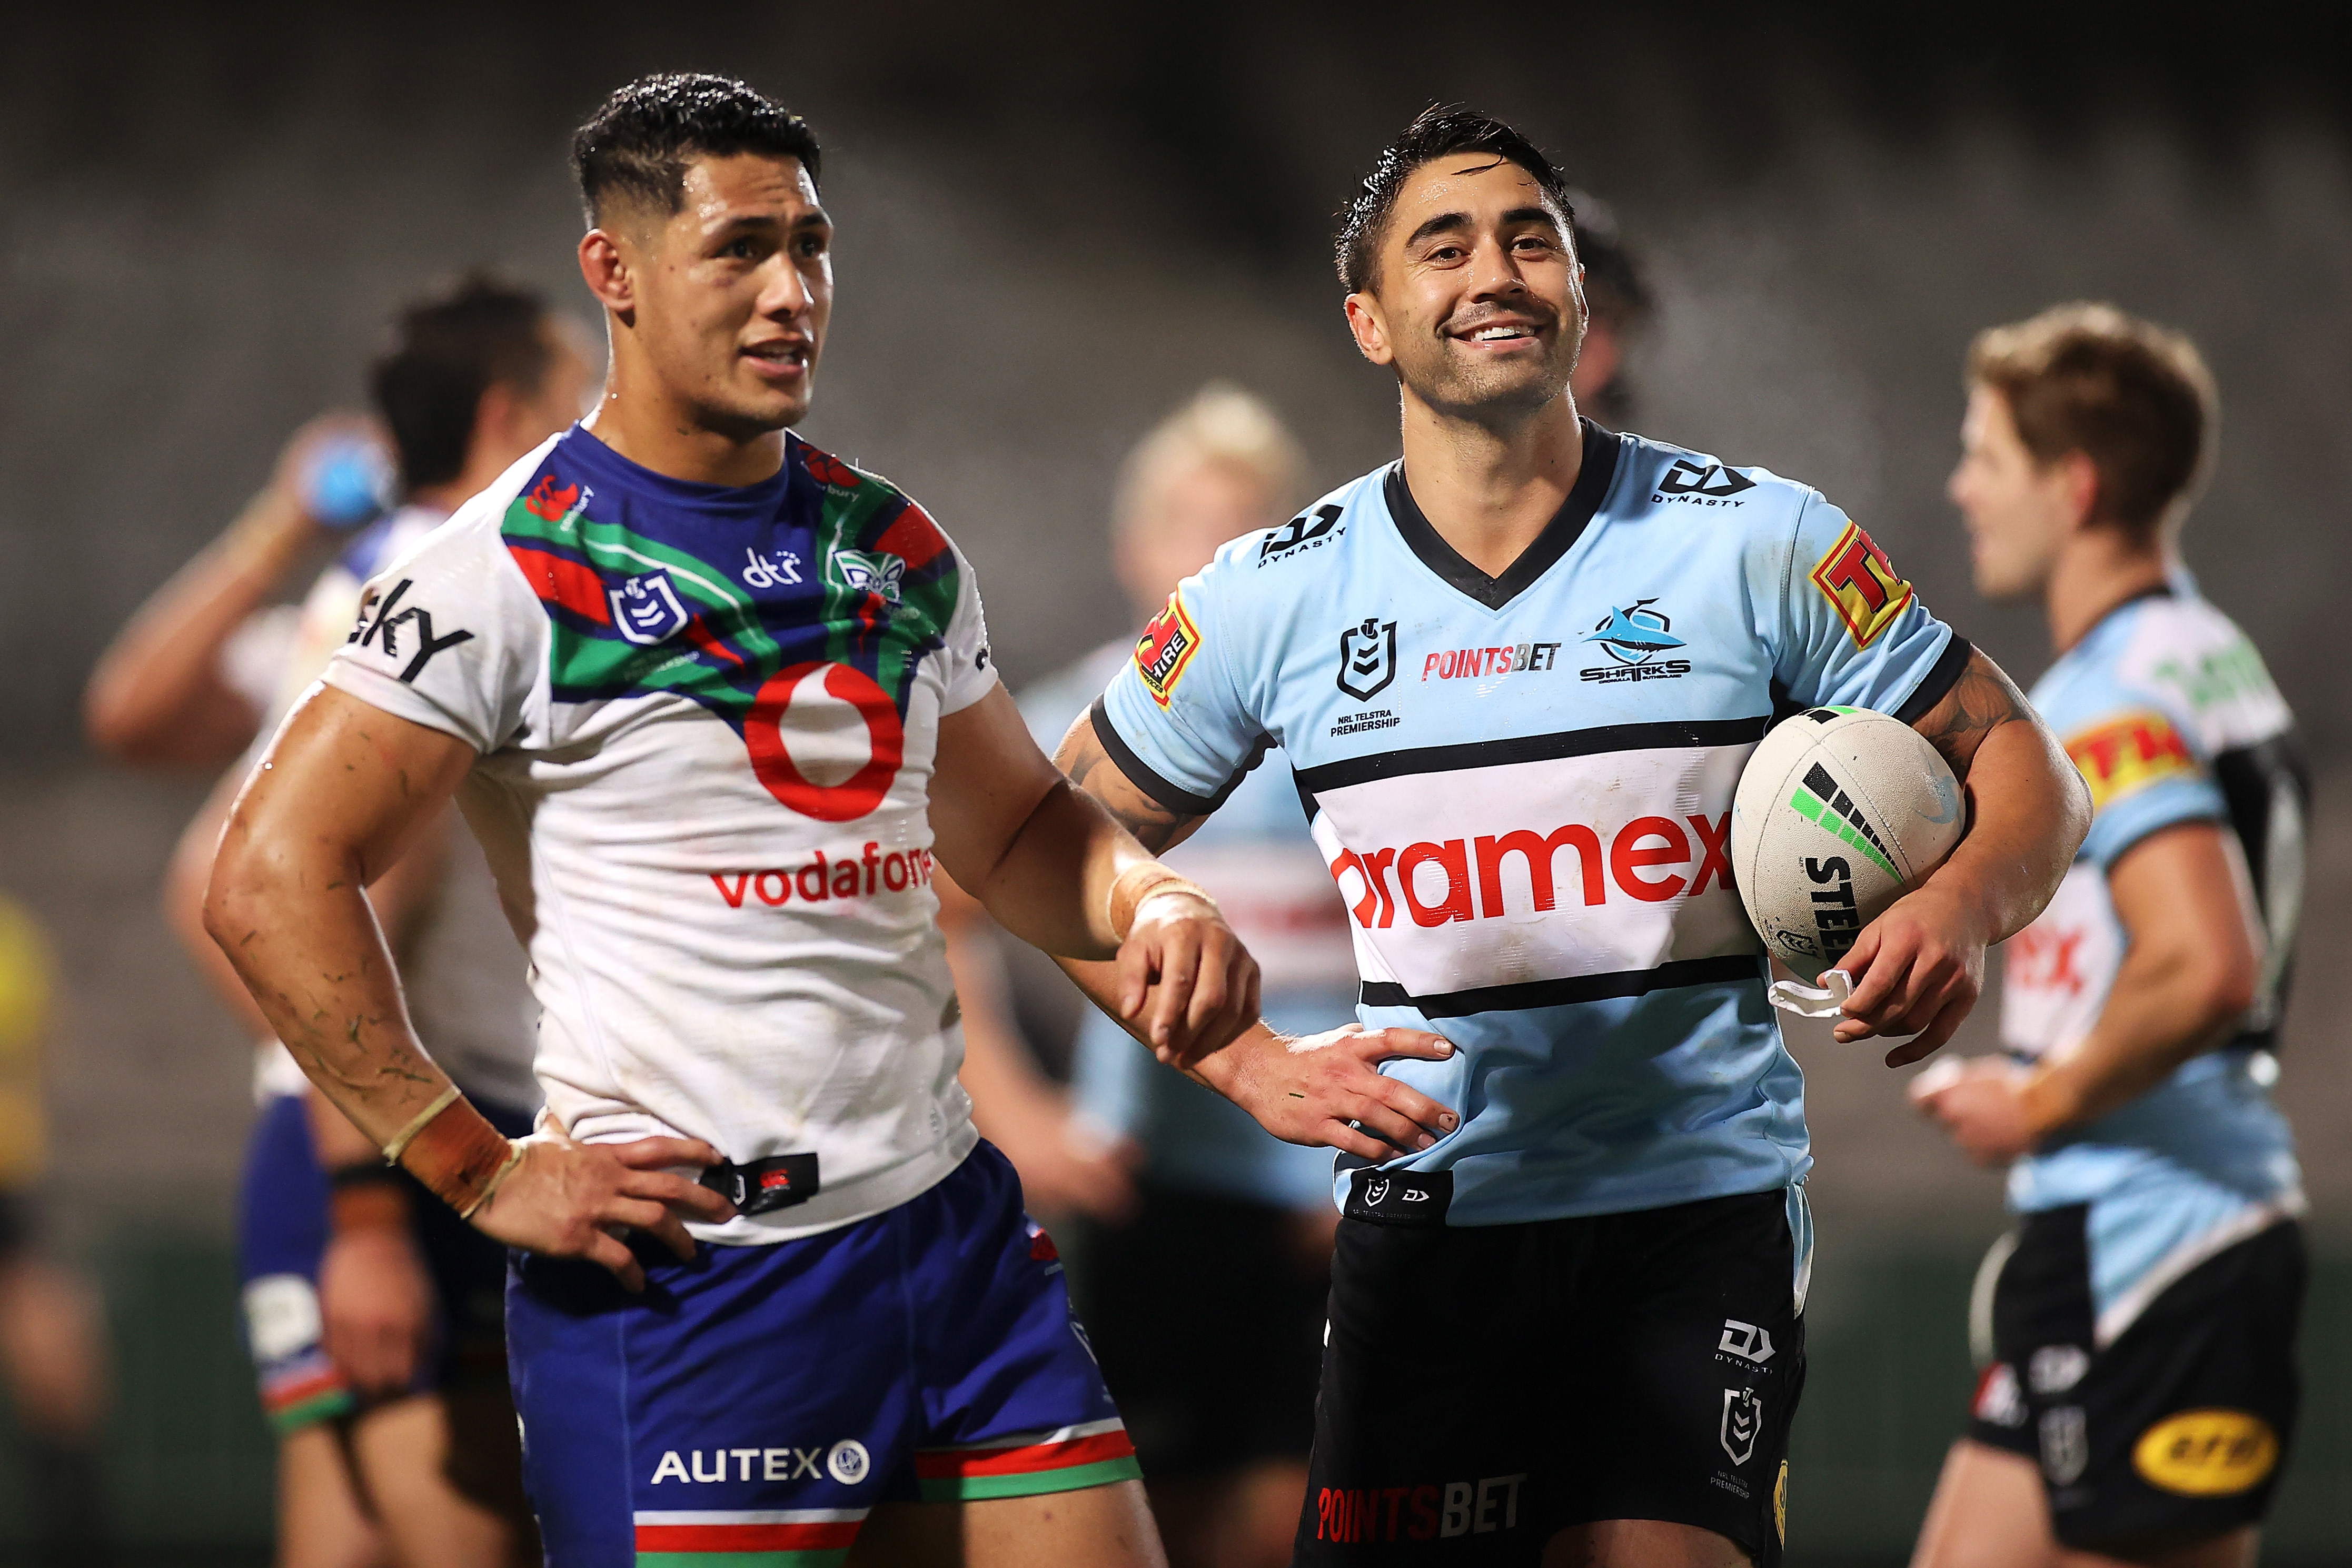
[1051,952,1268,1087]
[2022,941,2253,1133]
[971,779,1151,960]
[85,489,313,761]
[1930,715,2089,945]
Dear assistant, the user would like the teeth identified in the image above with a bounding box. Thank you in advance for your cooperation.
[1472,326,1526,341]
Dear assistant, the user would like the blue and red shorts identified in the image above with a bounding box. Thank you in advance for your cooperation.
[507,1141,1139,1566]
[236,1089,533,1434]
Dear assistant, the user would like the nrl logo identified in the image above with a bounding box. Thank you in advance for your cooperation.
[829,548,905,606]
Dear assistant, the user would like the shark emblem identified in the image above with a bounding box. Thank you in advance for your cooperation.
[1584,599,1687,666]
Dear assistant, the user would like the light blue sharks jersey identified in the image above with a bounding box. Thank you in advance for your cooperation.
[2001,585,2304,1344]
[1095,421,1968,1225]
[1021,642,1358,1212]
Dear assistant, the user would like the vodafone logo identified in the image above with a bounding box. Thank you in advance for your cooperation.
[1329,812,1733,928]
[745,662,906,823]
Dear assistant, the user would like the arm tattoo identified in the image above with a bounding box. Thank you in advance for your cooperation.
[1914,649,2030,775]
[1057,724,1197,855]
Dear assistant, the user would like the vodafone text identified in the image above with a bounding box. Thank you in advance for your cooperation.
[1316,1475,1527,1543]
[1329,813,1733,928]
[710,843,937,908]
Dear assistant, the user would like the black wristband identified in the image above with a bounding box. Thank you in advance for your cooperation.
[327,1162,406,1192]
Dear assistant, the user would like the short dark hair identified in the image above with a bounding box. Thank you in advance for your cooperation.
[369,274,553,490]
[1967,303,2217,539]
[571,73,822,226]
[1335,106,1577,295]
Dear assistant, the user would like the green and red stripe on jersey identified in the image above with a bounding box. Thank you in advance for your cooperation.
[259,1351,354,1435]
[913,1418,1140,1502]
[632,1507,865,1566]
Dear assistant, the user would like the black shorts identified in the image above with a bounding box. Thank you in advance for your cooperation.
[1297,1184,1805,1566]
[1968,1205,2304,1550]
[1069,1183,1327,1479]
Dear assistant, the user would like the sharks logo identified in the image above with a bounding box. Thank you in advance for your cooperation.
[1581,599,1692,683]
[829,548,905,607]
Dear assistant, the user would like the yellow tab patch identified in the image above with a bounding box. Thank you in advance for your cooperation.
[1134,591,1203,708]
[1808,521,1914,649]
[2132,1410,2278,1496]
[2064,711,2198,811]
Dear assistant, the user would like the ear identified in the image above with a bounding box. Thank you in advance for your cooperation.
[578,229,636,325]
[1344,291,1393,367]
[2058,450,2102,532]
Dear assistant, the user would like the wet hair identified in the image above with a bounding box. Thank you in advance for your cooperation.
[1968,303,2218,539]
[369,274,552,490]
[571,73,822,226]
[1334,105,1578,295]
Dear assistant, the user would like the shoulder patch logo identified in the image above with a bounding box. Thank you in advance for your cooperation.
[802,446,859,488]
[523,473,581,522]
[2065,710,2198,811]
[1809,521,1914,648]
[829,548,905,607]
[1135,592,1203,707]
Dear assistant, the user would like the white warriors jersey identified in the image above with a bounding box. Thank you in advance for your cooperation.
[1098,421,1967,1225]
[240,507,542,1113]
[322,428,997,1244]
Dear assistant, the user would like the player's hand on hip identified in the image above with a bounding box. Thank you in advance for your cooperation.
[1206,1025,1458,1163]
[1115,889,1262,1069]
[1832,881,1990,1066]
[318,1223,434,1396]
[471,1130,737,1292]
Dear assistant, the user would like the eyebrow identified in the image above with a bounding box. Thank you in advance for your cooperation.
[1402,204,1565,252]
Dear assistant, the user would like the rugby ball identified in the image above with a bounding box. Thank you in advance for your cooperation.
[1730,707,1964,982]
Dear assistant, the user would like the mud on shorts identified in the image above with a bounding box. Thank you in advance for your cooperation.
[235,1090,534,1434]
[505,1140,1140,1566]
[1297,1179,1809,1566]
[1967,1203,2304,1550]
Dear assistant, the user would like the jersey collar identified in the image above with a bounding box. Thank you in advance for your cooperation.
[1382,418,1623,611]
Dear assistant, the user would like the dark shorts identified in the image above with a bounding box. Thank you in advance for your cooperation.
[234,1090,532,1434]
[1297,1185,1805,1566]
[1069,1184,1327,1479]
[506,1141,1138,1567]
[1967,1205,2303,1549]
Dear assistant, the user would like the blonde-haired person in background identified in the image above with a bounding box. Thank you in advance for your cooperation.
[942,383,1357,1568]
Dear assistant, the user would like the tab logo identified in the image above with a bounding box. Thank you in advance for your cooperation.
[1337,617,1397,702]
[609,571,690,646]
[1809,521,1914,648]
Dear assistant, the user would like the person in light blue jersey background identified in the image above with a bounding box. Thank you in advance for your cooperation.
[1914,305,2306,1568]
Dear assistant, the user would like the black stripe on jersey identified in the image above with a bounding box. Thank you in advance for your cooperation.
[1294,715,1770,796]
[1359,953,1763,1018]
[1088,697,1269,818]
[1384,419,1624,610]
[1892,634,1973,725]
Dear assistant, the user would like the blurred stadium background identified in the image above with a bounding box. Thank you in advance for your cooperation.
[3,5,2349,1560]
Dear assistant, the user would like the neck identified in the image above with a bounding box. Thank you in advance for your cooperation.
[1397,387,1584,578]
[2045,527,2172,653]
[587,353,788,488]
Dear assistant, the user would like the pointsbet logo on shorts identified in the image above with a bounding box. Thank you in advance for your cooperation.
[1312,1475,1526,1545]
[2065,710,2197,810]
[1134,592,1202,707]
[2132,1410,2279,1496]
[1808,521,1914,648]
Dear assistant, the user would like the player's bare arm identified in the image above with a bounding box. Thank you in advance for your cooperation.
[204,684,733,1288]
[1051,709,1460,1163]
[1834,646,2089,1065]
[930,683,1259,1067]
[1914,819,2258,1163]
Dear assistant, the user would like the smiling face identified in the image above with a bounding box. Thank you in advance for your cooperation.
[604,152,833,439]
[1345,155,1585,420]
[1949,384,2086,600]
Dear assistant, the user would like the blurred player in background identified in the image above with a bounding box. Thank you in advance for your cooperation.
[1913,306,2306,1568]
[0,890,113,1565]
[1556,190,1652,430]
[86,275,591,1568]
[1052,107,2088,1567]
[942,384,1351,1568]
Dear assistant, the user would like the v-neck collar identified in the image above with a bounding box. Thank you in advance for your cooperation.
[1382,418,1623,611]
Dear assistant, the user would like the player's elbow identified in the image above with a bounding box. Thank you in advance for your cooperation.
[82,680,167,766]
[2173,940,2259,1038]
[201,827,282,961]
